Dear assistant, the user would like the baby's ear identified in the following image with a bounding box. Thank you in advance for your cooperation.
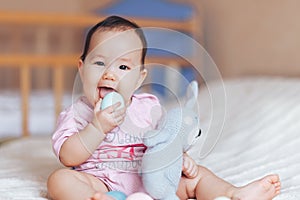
[135,68,148,90]
[185,81,198,109]
[78,59,84,79]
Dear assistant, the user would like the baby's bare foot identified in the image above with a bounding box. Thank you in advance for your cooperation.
[232,174,281,200]
[87,192,115,200]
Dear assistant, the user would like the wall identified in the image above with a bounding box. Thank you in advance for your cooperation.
[200,0,300,78]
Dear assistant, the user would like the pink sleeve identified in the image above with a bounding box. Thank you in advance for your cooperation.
[52,107,79,157]
[133,93,163,129]
[52,98,93,158]
[146,95,163,129]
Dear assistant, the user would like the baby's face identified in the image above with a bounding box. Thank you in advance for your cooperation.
[79,30,147,107]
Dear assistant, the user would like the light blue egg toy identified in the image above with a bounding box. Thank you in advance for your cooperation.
[106,191,127,200]
[101,92,125,110]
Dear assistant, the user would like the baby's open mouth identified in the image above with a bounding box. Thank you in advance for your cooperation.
[98,87,115,99]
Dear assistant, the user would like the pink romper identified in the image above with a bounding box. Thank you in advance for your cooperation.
[52,93,162,195]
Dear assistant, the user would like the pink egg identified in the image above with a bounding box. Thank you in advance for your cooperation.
[126,192,153,200]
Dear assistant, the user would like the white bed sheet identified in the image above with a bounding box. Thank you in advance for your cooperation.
[0,136,62,200]
[192,77,300,199]
[0,77,300,199]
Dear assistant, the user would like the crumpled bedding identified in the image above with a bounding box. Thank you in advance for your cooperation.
[191,77,300,200]
[0,77,299,200]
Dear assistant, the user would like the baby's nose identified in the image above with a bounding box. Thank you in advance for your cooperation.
[102,69,116,81]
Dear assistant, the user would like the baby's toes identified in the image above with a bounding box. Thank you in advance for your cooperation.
[274,182,281,194]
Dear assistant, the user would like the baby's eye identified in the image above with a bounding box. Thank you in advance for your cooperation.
[119,65,130,70]
[94,61,105,66]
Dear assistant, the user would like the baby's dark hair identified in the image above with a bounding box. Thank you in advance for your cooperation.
[80,15,147,68]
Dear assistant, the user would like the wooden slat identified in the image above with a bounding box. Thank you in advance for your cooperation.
[0,11,193,32]
[0,54,78,66]
[0,11,104,27]
[20,64,30,137]
[53,65,64,119]
[0,54,191,67]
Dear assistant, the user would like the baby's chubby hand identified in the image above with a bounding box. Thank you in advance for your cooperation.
[91,98,126,134]
[182,153,199,179]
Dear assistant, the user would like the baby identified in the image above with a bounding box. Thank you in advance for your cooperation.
[47,15,281,200]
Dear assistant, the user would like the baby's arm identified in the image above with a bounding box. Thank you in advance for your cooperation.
[182,153,199,179]
[59,99,126,166]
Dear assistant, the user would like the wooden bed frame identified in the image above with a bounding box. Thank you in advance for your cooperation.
[0,10,202,137]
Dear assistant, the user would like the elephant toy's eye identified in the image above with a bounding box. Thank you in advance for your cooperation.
[197,129,202,138]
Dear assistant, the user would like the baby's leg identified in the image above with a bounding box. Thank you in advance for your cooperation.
[177,165,281,200]
[47,168,109,200]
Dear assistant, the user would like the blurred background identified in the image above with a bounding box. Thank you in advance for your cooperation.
[1,0,300,137]
[0,0,202,137]
[0,0,199,92]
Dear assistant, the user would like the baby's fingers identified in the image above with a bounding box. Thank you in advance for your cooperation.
[95,98,102,111]
[113,101,124,109]
[183,164,197,178]
[112,108,126,124]
[182,155,198,178]
[189,164,198,178]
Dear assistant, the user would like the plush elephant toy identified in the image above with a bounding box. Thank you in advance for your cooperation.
[141,81,202,200]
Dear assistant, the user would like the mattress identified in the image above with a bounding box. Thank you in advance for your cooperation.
[0,77,300,199]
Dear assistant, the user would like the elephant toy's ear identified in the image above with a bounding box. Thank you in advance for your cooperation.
[185,81,198,109]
